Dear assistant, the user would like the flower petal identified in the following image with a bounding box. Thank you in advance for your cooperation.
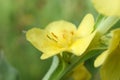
[100,46,120,80]
[45,20,77,31]
[26,28,63,59]
[94,50,109,67]
[77,14,94,37]
[45,20,77,39]
[40,53,57,59]
[92,0,120,16]
[70,31,96,56]
[98,29,120,80]
[45,20,77,47]
[94,29,120,67]
[109,29,120,52]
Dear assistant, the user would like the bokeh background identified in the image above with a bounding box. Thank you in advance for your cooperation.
[1,0,119,80]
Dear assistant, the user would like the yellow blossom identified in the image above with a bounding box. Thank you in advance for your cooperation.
[94,28,120,67]
[92,0,120,17]
[94,28,120,80]
[26,14,96,59]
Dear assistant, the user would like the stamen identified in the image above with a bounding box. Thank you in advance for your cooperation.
[47,35,57,42]
[51,32,58,39]
[47,35,52,40]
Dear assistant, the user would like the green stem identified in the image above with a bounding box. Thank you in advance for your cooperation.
[58,15,120,79]
[42,56,59,80]
[48,55,68,80]
[60,49,104,79]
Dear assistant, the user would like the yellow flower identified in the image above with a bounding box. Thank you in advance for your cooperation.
[26,14,96,59]
[92,0,120,17]
[94,28,120,80]
[94,28,120,67]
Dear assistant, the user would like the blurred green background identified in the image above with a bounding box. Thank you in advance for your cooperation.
[0,0,99,80]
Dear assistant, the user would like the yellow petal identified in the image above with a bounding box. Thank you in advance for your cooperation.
[26,28,63,59]
[41,53,58,59]
[45,20,77,32]
[109,28,120,52]
[94,29,120,67]
[77,14,94,37]
[45,20,77,40]
[94,50,109,67]
[70,31,96,56]
[45,20,77,47]
[100,46,120,80]
[92,0,120,16]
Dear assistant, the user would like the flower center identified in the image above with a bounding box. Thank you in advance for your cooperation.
[46,30,76,48]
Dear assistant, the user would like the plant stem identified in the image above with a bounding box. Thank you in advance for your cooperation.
[42,56,59,80]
